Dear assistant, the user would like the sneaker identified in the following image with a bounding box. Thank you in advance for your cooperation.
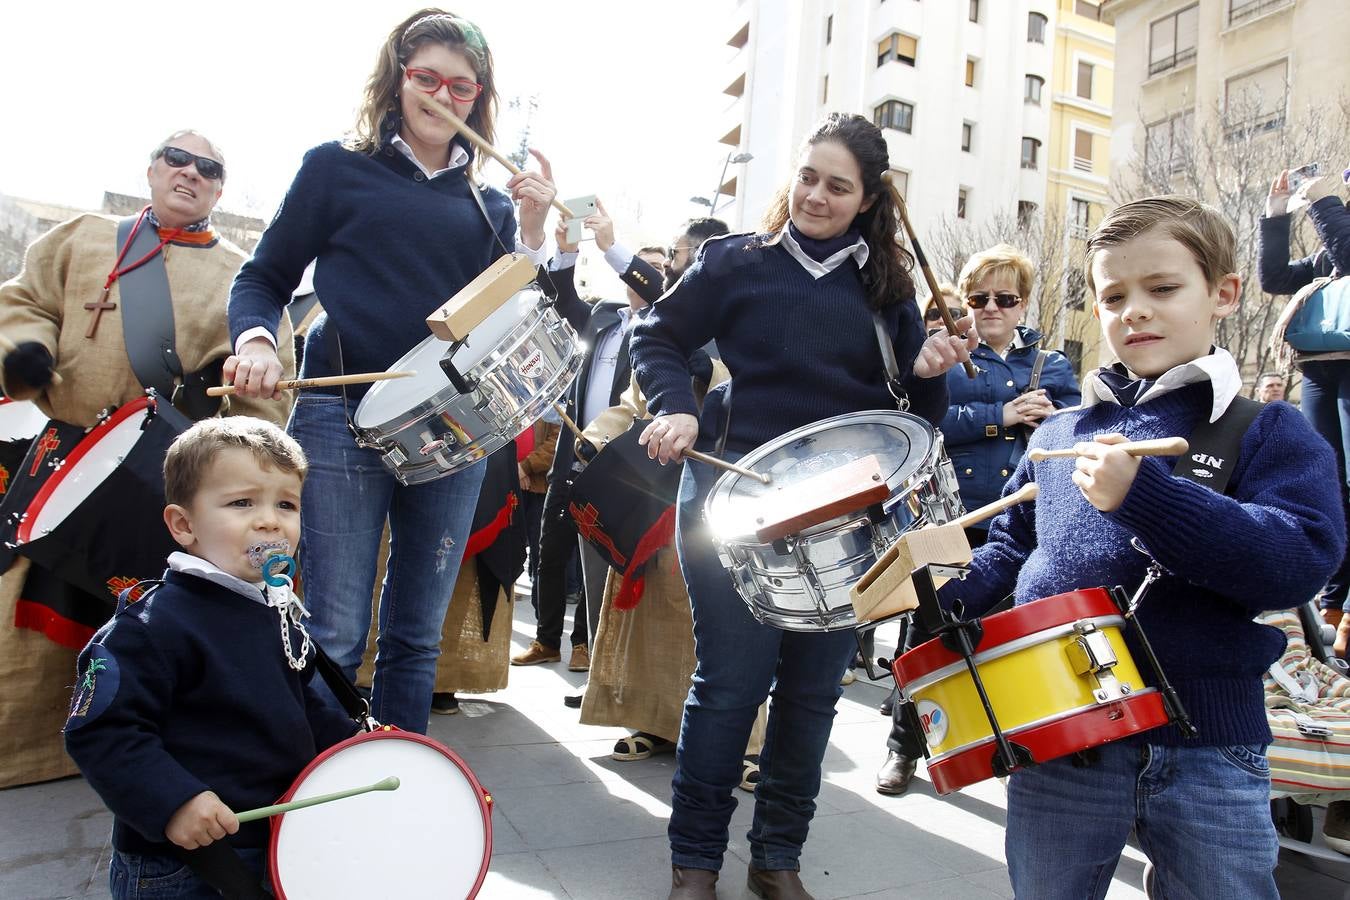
[511,640,562,666]
[569,643,591,672]
[1325,800,1350,854]
[564,683,587,708]
[430,692,459,715]
[841,669,856,686]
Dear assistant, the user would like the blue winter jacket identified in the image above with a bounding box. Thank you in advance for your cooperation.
[941,326,1081,521]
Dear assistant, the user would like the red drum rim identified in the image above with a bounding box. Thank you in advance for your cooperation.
[926,691,1169,794]
[17,397,152,545]
[892,588,1118,687]
[268,727,493,899]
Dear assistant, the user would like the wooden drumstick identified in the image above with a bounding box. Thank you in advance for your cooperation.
[881,170,977,379]
[1027,437,1189,462]
[0,332,64,386]
[235,776,400,823]
[409,94,573,218]
[207,371,416,397]
[950,483,1038,530]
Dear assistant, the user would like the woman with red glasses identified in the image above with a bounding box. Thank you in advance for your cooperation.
[225,9,556,734]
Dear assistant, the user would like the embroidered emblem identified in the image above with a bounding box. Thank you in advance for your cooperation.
[0,463,8,494]
[29,428,61,477]
[569,501,627,567]
[106,576,144,600]
[65,644,120,731]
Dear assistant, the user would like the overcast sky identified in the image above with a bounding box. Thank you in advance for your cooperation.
[1,1,738,250]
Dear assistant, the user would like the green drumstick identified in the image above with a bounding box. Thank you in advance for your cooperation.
[235,776,400,823]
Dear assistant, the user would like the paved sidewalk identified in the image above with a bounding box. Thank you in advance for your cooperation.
[1,597,1347,898]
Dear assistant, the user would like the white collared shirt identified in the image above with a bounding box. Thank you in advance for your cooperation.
[777,226,870,279]
[167,552,268,605]
[1080,347,1243,423]
[583,305,642,426]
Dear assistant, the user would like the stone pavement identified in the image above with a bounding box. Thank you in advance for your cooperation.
[1,597,1348,899]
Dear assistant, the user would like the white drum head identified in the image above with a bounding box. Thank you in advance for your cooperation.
[354,289,542,430]
[0,398,47,443]
[20,400,149,543]
[272,732,490,899]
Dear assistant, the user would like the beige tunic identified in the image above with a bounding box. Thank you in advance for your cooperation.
[0,213,295,788]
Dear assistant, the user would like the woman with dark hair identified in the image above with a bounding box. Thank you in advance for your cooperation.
[225,9,556,733]
[632,113,976,899]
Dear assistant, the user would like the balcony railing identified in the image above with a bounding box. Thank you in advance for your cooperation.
[1148,47,1197,77]
[1229,0,1292,26]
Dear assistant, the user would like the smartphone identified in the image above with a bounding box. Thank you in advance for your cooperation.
[564,194,597,244]
[1288,162,1321,192]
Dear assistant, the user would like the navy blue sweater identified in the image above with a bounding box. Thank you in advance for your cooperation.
[64,571,356,854]
[1258,195,1350,295]
[949,381,1346,747]
[631,233,948,451]
[228,140,515,394]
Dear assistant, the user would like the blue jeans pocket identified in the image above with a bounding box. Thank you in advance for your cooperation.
[1218,743,1271,778]
[110,851,194,899]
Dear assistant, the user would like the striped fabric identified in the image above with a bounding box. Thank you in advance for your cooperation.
[1260,610,1350,800]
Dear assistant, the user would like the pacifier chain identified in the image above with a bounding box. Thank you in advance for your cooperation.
[261,553,312,671]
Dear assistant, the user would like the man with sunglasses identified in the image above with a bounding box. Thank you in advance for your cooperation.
[665,218,730,289]
[0,128,294,790]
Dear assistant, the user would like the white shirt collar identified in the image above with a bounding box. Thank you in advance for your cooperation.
[390,134,471,178]
[776,226,869,279]
[168,552,268,605]
[1080,347,1242,423]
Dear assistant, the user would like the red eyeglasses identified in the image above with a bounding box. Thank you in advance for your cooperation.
[402,66,483,102]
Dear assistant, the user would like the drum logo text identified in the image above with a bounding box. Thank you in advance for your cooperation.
[917,699,948,746]
[518,349,545,379]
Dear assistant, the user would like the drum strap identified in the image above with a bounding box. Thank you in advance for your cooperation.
[1027,350,1048,391]
[1169,395,1262,494]
[871,311,909,411]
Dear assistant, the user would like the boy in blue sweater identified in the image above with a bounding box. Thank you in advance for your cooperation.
[65,417,356,898]
[947,196,1346,899]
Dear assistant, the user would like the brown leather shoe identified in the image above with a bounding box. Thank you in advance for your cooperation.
[747,864,813,899]
[511,640,561,666]
[568,643,591,672]
[875,750,918,795]
[668,865,717,899]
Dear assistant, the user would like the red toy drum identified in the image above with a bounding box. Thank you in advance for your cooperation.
[270,728,493,898]
[892,588,1170,795]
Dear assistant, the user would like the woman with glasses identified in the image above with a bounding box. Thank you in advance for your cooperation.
[225,9,556,733]
[631,112,976,900]
[922,283,964,335]
[875,243,1080,798]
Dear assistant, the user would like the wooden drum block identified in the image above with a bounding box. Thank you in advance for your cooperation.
[425,253,536,341]
[850,523,972,623]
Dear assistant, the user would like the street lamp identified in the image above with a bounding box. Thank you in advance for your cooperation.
[708,151,754,216]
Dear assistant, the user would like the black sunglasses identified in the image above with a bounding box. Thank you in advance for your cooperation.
[925,306,964,323]
[157,146,225,181]
[966,291,1021,310]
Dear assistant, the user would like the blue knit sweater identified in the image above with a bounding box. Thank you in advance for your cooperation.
[950,380,1346,747]
[64,571,356,854]
[228,140,515,392]
[631,233,948,451]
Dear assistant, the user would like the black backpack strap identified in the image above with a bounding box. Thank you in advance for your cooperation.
[311,640,374,726]
[1172,395,1263,494]
[115,217,183,398]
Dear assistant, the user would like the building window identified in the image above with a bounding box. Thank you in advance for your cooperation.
[1149,4,1199,77]
[874,100,915,134]
[1024,75,1044,105]
[1073,131,1094,172]
[961,121,973,152]
[1070,199,1092,239]
[1063,338,1085,375]
[965,57,977,87]
[969,0,980,23]
[1229,0,1291,25]
[1021,137,1041,170]
[878,33,918,67]
[892,170,910,200]
[1076,62,1094,100]
[1145,110,1195,173]
[1017,201,1038,229]
[958,188,969,219]
[1224,60,1289,138]
[1075,1,1102,20]
[825,14,833,44]
[1028,12,1047,43]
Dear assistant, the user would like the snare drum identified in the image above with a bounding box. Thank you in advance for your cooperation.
[893,588,1171,795]
[270,728,492,899]
[354,288,583,485]
[703,410,963,632]
[15,395,189,601]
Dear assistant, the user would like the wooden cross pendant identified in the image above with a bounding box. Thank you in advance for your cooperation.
[84,287,116,338]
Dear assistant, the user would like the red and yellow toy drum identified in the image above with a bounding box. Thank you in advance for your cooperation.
[892,588,1170,795]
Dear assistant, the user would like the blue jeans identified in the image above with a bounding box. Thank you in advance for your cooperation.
[109,849,267,899]
[1300,360,1350,610]
[669,458,857,872]
[1006,741,1278,900]
[288,394,486,732]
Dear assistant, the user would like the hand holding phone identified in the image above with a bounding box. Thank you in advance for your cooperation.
[564,195,597,245]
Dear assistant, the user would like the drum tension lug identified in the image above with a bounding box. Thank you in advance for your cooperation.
[771,537,790,556]
[866,503,887,525]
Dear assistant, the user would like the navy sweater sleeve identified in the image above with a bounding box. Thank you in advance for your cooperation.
[941,456,1039,617]
[229,144,334,344]
[1310,195,1350,276]
[65,620,210,844]
[632,252,720,419]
